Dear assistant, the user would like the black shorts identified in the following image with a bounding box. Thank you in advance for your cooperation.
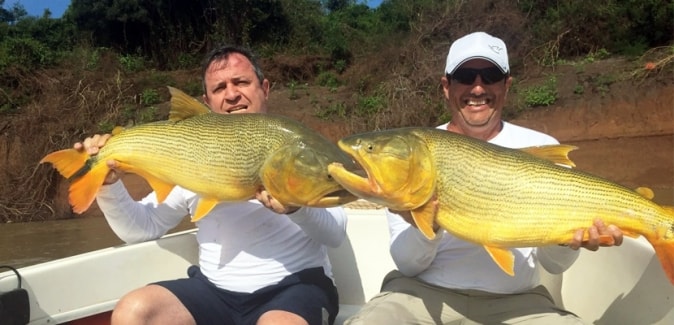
[155,265,339,325]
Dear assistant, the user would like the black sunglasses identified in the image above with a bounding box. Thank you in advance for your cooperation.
[449,67,507,85]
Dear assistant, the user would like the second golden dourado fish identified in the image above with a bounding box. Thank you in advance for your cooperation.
[41,87,359,220]
[327,127,674,285]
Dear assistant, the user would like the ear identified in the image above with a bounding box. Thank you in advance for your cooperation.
[440,75,451,100]
[504,75,513,93]
[202,94,211,109]
[262,79,270,99]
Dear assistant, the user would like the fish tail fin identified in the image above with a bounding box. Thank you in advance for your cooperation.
[648,206,674,285]
[40,149,107,214]
[40,149,90,179]
[68,164,108,213]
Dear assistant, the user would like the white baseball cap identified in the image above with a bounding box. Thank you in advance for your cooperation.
[444,32,509,75]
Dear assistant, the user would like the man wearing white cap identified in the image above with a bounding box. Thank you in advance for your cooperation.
[345,32,624,324]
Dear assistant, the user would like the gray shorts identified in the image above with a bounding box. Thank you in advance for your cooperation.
[345,270,585,325]
[156,265,338,325]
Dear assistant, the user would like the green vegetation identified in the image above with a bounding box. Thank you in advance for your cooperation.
[316,102,347,120]
[521,76,558,107]
[316,71,342,89]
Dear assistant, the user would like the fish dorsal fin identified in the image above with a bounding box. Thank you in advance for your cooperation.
[111,126,125,136]
[114,162,176,203]
[411,201,438,240]
[635,187,655,200]
[484,246,515,276]
[192,198,219,222]
[167,86,210,122]
[520,144,577,168]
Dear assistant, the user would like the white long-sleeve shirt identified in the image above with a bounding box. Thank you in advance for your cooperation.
[388,121,579,294]
[96,182,346,293]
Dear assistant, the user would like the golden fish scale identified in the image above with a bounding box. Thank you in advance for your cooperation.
[94,113,310,200]
[414,128,669,246]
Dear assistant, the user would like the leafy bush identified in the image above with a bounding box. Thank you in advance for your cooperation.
[316,71,342,88]
[521,76,558,107]
[141,88,161,105]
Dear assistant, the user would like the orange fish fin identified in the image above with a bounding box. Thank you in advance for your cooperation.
[146,178,175,203]
[578,233,617,245]
[411,202,437,240]
[167,86,210,121]
[40,149,105,214]
[114,162,176,203]
[192,198,219,222]
[621,231,641,239]
[652,241,674,285]
[111,126,125,135]
[520,144,577,168]
[634,187,655,200]
[40,149,90,179]
[580,231,640,243]
[646,207,674,285]
[484,246,515,276]
[67,163,109,214]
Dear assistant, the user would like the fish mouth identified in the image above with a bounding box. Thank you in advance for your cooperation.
[327,189,359,201]
[308,188,359,206]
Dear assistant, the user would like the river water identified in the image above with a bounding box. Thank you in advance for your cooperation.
[0,216,195,268]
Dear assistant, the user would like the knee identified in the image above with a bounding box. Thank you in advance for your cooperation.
[111,287,155,324]
[111,285,194,325]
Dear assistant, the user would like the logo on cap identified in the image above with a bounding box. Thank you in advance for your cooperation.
[489,45,504,55]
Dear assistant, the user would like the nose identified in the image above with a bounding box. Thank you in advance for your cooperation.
[224,86,241,101]
[469,76,487,95]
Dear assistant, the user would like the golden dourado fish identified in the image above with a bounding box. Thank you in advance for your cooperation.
[327,127,674,284]
[41,87,359,220]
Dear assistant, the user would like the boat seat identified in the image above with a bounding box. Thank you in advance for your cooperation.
[330,205,674,324]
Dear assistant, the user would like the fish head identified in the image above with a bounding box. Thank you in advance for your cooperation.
[260,140,359,207]
[328,129,435,210]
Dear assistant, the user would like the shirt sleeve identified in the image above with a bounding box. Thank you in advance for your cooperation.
[387,209,443,276]
[287,206,347,248]
[536,245,580,274]
[95,181,189,244]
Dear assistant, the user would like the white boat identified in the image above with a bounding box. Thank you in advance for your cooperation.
[1,205,673,324]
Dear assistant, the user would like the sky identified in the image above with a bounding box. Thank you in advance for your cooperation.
[4,0,69,18]
[4,0,384,19]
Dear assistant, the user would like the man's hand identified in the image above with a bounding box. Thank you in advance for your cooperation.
[567,219,624,251]
[256,188,300,215]
[73,134,121,185]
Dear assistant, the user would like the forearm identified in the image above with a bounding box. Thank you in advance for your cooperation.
[287,206,347,248]
[388,210,442,276]
[96,181,186,244]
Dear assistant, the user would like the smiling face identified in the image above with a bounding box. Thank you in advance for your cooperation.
[202,52,270,114]
[441,59,512,140]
